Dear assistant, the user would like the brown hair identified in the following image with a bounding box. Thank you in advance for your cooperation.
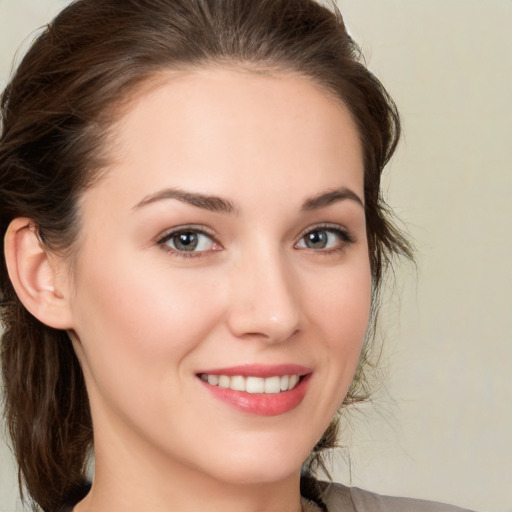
[0,0,412,510]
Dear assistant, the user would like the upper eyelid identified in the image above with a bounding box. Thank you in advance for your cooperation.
[156,226,221,258]
[156,224,218,242]
[295,224,357,248]
[155,222,355,247]
[297,223,352,238]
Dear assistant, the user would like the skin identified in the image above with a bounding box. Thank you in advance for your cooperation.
[51,67,371,512]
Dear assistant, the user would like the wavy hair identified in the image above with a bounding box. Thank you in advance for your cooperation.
[0,1,412,510]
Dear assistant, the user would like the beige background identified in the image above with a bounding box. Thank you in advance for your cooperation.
[1,1,511,511]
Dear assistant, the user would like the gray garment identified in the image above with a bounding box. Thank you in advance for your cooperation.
[59,481,475,512]
[321,482,475,512]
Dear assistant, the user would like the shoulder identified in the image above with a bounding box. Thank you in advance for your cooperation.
[320,482,475,512]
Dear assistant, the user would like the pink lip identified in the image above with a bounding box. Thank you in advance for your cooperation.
[196,364,311,378]
[196,364,313,416]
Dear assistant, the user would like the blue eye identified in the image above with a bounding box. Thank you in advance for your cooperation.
[159,229,217,254]
[296,227,354,251]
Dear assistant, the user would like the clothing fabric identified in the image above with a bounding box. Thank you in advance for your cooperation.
[319,482,475,512]
[56,481,475,511]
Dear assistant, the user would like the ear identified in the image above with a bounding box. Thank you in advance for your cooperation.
[4,218,74,329]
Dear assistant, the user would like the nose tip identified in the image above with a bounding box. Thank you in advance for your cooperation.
[226,259,302,344]
[228,302,301,344]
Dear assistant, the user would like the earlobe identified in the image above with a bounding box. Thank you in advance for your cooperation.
[4,218,74,330]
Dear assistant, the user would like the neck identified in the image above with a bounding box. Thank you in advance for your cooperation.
[75,426,304,512]
[77,466,303,512]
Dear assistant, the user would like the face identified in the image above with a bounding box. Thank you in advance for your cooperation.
[65,67,371,487]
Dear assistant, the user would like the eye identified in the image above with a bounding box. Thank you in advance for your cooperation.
[295,226,355,252]
[158,228,219,255]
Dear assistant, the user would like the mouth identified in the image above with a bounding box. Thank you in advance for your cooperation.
[199,373,301,394]
[196,365,312,416]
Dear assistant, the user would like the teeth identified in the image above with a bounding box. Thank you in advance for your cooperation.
[289,374,299,389]
[207,374,219,386]
[218,375,230,388]
[245,376,264,393]
[264,376,281,394]
[230,375,245,391]
[201,374,301,393]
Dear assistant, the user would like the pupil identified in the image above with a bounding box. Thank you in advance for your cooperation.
[175,232,198,251]
[307,231,327,249]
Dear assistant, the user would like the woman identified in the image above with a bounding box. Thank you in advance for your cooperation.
[0,1,473,511]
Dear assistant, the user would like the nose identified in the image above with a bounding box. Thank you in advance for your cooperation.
[226,247,302,344]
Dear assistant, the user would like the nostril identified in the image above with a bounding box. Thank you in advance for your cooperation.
[226,265,302,341]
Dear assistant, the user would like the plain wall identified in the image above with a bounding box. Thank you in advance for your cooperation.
[0,1,510,511]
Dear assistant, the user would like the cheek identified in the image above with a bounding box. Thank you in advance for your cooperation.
[306,258,372,403]
[69,249,224,397]
[311,258,372,342]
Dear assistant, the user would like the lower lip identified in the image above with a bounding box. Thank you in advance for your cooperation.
[199,374,312,416]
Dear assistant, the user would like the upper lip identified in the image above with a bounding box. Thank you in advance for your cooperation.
[196,364,312,378]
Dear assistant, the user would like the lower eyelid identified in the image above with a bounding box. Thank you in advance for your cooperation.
[294,226,357,253]
[156,225,355,255]
[157,227,220,252]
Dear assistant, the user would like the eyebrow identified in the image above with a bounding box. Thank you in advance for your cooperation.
[301,187,364,210]
[133,188,237,214]
[133,185,363,214]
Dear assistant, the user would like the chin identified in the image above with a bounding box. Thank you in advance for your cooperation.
[210,460,301,487]
[194,434,311,486]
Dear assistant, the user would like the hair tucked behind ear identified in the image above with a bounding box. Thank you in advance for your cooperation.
[1,0,412,510]
[1,317,92,510]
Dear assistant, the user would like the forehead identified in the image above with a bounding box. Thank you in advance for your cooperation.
[90,66,364,210]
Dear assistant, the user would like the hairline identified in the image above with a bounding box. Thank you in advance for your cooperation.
[63,59,364,277]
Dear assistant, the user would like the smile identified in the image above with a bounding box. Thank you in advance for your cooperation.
[199,374,300,393]
[197,365,312,416]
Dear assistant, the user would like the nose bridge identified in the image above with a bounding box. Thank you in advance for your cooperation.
[227,240,302,342]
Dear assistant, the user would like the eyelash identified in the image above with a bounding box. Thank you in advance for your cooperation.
[156,224,356,258]
[157,226,220,259]
[296,224,356,255]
